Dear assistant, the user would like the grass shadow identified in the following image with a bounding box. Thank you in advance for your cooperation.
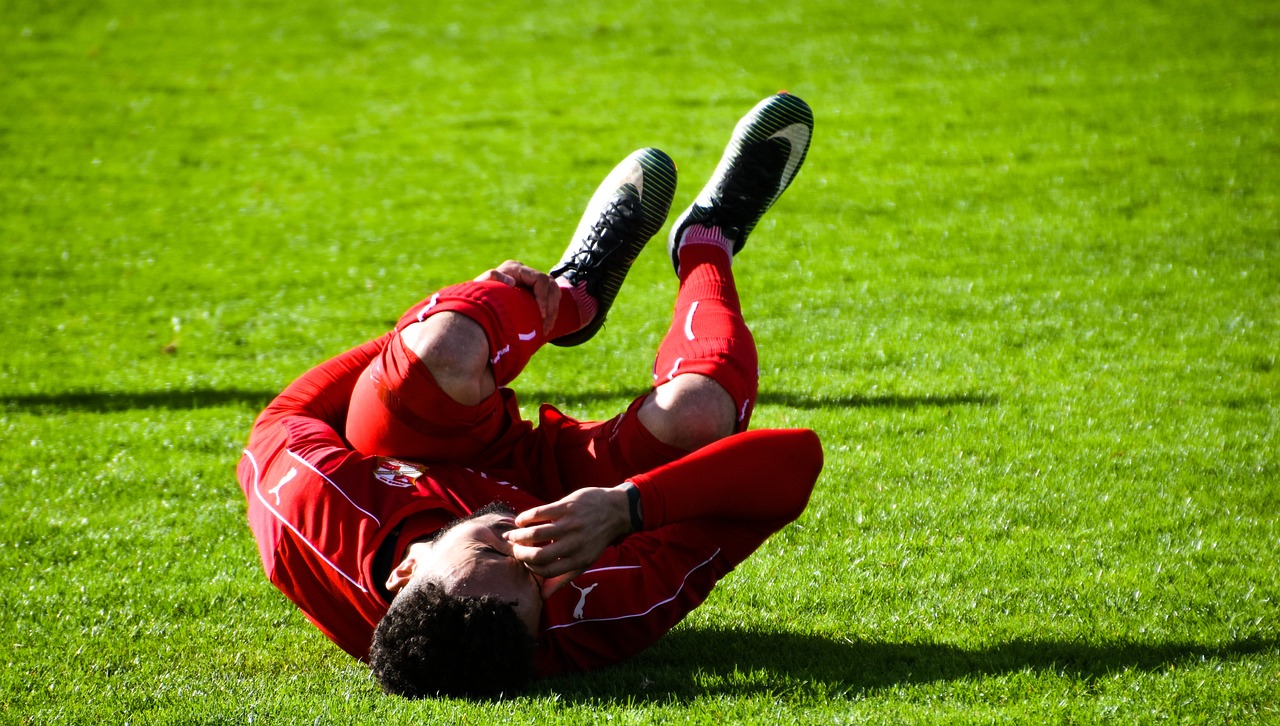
[0,389,277,413]
[759,391,998,410]
[1,387,997,414]
[517,389,999,410]
[538,628,1278,703]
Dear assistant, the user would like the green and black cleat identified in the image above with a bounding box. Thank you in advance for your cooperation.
[550,148,678,347]
[668,93,813,275]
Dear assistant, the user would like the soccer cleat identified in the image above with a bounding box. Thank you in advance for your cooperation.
[550,148,677,347]
[668,92,813,274]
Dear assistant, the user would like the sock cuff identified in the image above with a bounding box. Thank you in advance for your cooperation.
[677,225,733,278]
[680,224,734,249]
[556,276,598,328]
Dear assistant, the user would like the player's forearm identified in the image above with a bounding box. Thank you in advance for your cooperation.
[627,428,823,530]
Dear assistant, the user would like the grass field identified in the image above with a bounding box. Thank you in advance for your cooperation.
[2,0,1277,722]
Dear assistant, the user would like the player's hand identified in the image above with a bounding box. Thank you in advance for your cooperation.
[505,484,632,584]
[474,260,561,335]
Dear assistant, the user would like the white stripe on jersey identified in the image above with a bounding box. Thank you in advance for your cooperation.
[285,449,381,526]
[543,548,721,632]
[243,449,369,594]
[582,565,641,574]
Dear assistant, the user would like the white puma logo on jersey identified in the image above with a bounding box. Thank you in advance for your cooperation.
[269,467,297,505]
[570,582,599,620]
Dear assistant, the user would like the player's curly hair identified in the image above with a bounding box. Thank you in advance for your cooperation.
[369,579,536,699]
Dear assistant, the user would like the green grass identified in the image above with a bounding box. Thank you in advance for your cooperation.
[2,0,1277,722]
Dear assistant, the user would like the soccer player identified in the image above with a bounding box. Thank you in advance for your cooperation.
[236,93,822,698]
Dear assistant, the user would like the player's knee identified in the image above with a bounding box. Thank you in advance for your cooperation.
[400,313,495,405]
[639,374,736,452]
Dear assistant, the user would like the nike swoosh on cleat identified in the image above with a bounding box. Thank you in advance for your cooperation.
[769,123,811,191]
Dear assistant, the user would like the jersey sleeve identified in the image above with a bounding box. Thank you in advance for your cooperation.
[533,428,823,676]
[628,428,823,533]
[258,333,393,429]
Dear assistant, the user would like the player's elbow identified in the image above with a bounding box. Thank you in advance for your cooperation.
[776,428,824,523]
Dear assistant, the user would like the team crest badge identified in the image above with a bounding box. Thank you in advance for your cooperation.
[374,458,423,488]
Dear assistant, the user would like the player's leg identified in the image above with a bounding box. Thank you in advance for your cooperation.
[548,93,815,486]
[641,92,815,452]
[345,279,553,461]
[639,232,753,451]
[345,149,677,462]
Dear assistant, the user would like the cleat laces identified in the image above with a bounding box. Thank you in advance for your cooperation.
[561,195,638,287]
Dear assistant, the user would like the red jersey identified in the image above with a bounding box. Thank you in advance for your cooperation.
[238,337,823,676]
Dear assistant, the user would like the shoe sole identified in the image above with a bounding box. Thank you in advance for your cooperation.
[551,148,677,347]
[668,93,814,272]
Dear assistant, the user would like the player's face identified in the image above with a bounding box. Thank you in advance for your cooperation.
[422,510,544,634]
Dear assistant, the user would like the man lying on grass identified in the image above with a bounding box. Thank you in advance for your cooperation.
[236,93,823,698]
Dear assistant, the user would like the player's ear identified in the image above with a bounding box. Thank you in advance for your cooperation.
[385,554,420,593]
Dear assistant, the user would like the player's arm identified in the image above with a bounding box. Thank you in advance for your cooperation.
[507,428,823,585]
[258,334,391,425]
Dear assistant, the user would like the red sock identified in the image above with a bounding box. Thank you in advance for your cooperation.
[653,236,759,430]
[553,277,597,334]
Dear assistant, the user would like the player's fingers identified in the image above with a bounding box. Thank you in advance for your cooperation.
[473,268,515,286]
[509,539,573,568]
[486,261,559,332]
[489,260,537,285]
[508,264,555,323]
[514,502,567,528]
[494,260,539,287]
[504,522,560,547]
[533,275,561,334]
